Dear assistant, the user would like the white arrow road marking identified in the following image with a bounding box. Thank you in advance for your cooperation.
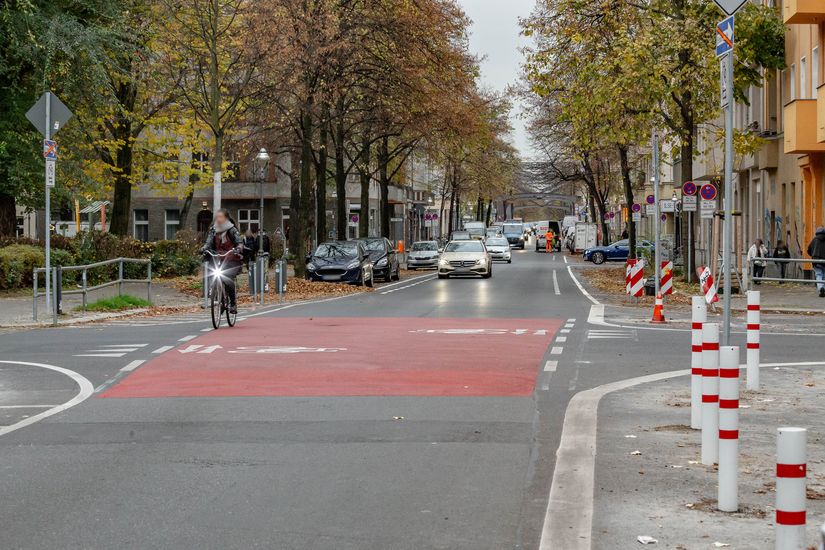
[0,360,93,438]
[228,346,347,354]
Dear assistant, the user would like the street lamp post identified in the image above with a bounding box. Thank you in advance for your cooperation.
[255,148,270,253]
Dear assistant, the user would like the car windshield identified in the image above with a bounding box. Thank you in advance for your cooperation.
[445,241,484,253]
[502,224,522,234]
[314,243,358,259]
[486,238,508,246]
[412,242,437,251]
[362,239,386,252]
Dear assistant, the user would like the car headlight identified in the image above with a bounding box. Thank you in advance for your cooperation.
[439,258,449,267]
[376,257,388,267]
[307,263,316,271]
[346,260,360,269]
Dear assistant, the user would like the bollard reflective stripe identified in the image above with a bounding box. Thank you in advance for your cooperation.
[746,291,761,390]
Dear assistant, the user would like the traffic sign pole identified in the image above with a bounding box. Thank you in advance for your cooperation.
[722,51,734,345]
[44,92,52,315]
[653,133,661,298]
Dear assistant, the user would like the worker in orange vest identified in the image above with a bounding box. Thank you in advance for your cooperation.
[545,229,555,252]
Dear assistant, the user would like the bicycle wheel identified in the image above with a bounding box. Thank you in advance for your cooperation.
[210,281,223,329]
[225,292,237,327]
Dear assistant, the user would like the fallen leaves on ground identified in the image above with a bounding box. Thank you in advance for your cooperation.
[577,266,698,306]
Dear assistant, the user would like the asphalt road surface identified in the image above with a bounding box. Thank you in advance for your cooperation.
[0,246,820,549]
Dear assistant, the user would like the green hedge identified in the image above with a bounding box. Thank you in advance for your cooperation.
[0,231,202,289]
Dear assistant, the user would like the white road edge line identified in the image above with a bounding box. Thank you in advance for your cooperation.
[0,360,94,438]
[120,360,146,372]
[566,266,600,305]
[539,360,825,549]
[151,345,173,354]
[552,270,561,296]
[0,405,58,409]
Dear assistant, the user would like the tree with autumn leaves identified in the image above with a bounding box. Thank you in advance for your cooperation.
[522,0,785,264]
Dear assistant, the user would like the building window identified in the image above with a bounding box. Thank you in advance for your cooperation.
[237,209,260,233]
[165,209,180,240]
[134,209,149,242]
[813,47,819,95]
[800,57,807,99]
[790,64,796,100]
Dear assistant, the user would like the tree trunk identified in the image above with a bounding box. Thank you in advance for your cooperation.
[378,136,390,239]
[288,148,301,264]
[618,145,636,259]
[0,193,15,237]
[315,119,328,245]
[358,132,371,238]
[295,109,314,278]
[681,128,695,282]
[334,116,347,240]
[109,139,134,236]
[485,199,492,226]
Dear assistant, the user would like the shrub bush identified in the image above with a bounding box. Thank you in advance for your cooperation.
[151,239,200,277]
[0,244,44,290]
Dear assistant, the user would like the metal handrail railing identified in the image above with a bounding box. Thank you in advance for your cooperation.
[33,257,152,323]
[747,256,823,285]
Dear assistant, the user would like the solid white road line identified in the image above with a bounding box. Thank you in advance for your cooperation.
[120,360,145,372]
[0,405,58,409]
[178,335,198,342]
[550,347,563,355]
[566,265,600,305]
[563,255,569,264]
[539,359,825,549]
[552,270,561,296]
[0,360,94,438]
[151,345,173,354]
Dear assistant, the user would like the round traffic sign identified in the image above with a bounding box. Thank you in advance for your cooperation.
[432,213,439,220]
[646,194,655,205]
[603,213,610,221]
[661,214,667,222]
[683,181,697,196]
[609,211,615,219]
[700,183,718,201]
[424,213,432,221]
[350,214,359,223]
[631,203,642,213]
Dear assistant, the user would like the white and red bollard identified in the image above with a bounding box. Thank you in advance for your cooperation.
[776,427,807,550]
[701,323,720,465]
[718,346,739,512]
[691,296,706,429]
[746,290,761,390]
[629,261,644,297]
[660,261,673,295]
[626,259,634,295]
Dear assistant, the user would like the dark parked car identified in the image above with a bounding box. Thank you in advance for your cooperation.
[306,241,374,286]
[358,237,400,282]
[583,239,654,265]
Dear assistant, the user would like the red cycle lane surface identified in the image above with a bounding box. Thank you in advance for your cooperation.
[101,317,561,398]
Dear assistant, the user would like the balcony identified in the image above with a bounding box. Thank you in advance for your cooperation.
[784,0,825,24]
[818,85,825,144]
[757,139,779,170]
[784,100,825,154]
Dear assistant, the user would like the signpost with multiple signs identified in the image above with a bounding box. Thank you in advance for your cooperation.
[25,92,73,318]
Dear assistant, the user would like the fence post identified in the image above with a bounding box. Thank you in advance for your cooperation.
[51,267,59,326]
[82,268,87,310]
[718,345,740,512]
[118,259,124,296]
[701,322,720,466]
[33,270,38,321]
[259,255,267,306]
[146,261,152,304]
[202,262,209,309]
[776,427,807,550]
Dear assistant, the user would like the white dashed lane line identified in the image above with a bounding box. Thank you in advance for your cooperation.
[380,275,436,295]
[178,335,198,342]
[151,345,174,354]
[120,360,145,372]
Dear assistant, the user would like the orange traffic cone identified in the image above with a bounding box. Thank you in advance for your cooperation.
[650,293,667,324]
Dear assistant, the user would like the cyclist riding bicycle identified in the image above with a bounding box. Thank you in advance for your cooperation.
[201,208,244,314]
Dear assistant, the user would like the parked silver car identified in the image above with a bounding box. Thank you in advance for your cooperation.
[484,236,512,263]
[407,240,440,270]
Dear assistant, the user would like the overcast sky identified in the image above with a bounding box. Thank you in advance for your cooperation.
[458,0,537,159]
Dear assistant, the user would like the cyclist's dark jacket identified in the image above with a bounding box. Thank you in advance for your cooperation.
[202,224,243,265]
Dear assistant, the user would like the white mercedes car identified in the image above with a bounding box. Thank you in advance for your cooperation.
[437,240,492,279]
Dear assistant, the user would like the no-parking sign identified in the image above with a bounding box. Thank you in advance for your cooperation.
[700,183,718,201]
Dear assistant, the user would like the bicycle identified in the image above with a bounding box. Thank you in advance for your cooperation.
[204,250,241,329]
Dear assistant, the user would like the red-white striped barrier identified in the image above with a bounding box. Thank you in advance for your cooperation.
[629,260,644,297]
[697,265,719,305]
[691,297,706,430]
[718,346,739,512]
[701,323,720,465]
[626,260,635,295]
[776,427,807,550]
[660,261,673,295]
[746,290,761,390]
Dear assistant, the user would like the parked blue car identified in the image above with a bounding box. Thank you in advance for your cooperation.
[583,239,655,264]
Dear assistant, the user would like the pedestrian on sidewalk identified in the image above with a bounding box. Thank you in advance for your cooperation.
[243,230,256,270]
[807,226,825,297]
[747,238,769,285]
[773,240,791,281]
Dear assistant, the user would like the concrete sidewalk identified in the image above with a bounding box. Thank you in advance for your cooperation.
[592,365,825,549]
[0,281,198,328]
